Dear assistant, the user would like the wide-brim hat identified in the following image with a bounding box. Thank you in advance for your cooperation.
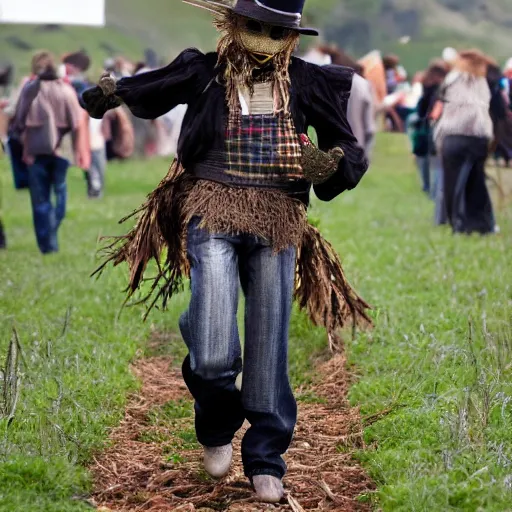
[184,0,319,36]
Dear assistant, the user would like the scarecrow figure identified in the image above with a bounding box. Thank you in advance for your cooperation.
[83,0,371,503]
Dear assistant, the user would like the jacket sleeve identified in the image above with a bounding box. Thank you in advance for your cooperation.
[299,63,369,202]
[82,49,211,120]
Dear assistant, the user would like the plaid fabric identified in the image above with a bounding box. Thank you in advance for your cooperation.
[225,113,303,182]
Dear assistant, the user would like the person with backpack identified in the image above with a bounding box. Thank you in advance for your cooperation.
[11,51,85,253]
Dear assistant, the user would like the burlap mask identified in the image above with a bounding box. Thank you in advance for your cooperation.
[215,12,299,113]
[236,16,296,65]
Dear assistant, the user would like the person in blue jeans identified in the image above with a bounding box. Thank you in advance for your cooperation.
[11,51,83,254]
[27,155,69,253]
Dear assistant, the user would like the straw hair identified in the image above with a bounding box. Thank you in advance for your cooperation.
[214,10,299,114]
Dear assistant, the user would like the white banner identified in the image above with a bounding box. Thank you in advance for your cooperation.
[0,0,105,26]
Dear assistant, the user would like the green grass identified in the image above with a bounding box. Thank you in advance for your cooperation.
[328,136,512,511]
[0,155,188,511]
[148,399,194,426]
[1,134,511,510]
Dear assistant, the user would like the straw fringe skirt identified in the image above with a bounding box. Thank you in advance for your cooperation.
[95,160,372,351]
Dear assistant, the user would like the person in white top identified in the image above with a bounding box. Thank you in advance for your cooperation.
[347,67,376,161]
[302,48,376,161]
[434,49,495,235]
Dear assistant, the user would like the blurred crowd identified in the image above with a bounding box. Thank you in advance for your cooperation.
[0,49,187,253]
[1,43,510,253]
[303,45,510,235]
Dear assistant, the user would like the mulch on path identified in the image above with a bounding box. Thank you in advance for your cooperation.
[89,346,375,511]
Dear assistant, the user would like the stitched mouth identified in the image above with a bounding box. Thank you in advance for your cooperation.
[250,52,273,65]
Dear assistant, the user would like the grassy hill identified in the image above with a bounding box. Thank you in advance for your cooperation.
[1,0,511,81]
[327,0,512,71]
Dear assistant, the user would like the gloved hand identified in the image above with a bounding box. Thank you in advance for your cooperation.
[98,72,117,96]
[81,74,122,119]
[299,134,344,185]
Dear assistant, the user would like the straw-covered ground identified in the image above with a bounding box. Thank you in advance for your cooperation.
[89,348,374,511]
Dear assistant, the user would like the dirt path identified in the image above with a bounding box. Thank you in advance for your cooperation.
[90,347,374,511]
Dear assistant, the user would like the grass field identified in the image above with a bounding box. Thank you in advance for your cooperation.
[1,134,511,511]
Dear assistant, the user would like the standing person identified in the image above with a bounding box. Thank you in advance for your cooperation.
[434,50,495,235]
[83,0,371,503]
[414,60,449,223]
[61,51,108,198]
[382,55,408,132]
[487,63,512,168]
[340,65,376,161]
[11,51,85,253]
[317,48,376,161]
[383,54,401,94]
[102,106,134,161]
[62,51,92,95]
[130,62,159,158]
[86,117,107,198]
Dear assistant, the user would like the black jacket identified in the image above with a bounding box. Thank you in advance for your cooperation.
[83,48,368,202]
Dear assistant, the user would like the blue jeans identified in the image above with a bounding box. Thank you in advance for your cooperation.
[180,218,297,480]
[28,155,69,254]
[415,155,432,195]
[84,148,107,198]
[432,161,448,225]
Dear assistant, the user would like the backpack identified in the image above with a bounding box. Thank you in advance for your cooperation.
[412,95,439,157]
[24,80,60,157]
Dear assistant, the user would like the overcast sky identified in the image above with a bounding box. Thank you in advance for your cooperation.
[0,0,105,26]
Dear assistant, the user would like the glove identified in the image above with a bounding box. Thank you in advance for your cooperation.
[98,72,117,96]
[81,73,122,119]
[299,134,344,185]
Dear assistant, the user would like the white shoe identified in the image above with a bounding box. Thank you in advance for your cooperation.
[253,475,284,503]
[203,444,232,478]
